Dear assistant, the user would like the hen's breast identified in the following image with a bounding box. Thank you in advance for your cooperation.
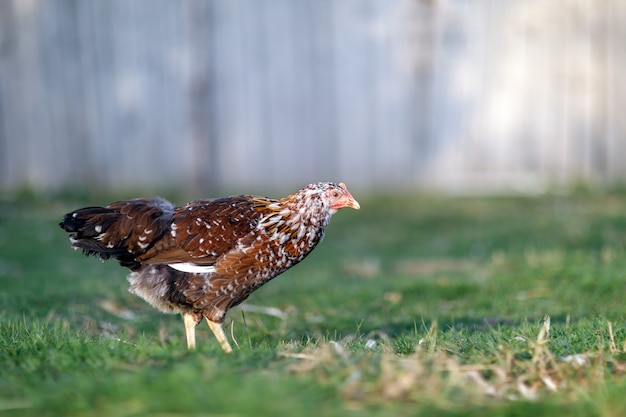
[179,207,328,322]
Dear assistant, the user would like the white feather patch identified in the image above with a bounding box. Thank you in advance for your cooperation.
[169,263,216,273]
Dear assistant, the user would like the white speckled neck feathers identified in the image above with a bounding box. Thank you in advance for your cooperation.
[255,184,334,250]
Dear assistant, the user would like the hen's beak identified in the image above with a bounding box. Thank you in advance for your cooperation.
[345,196,360,210]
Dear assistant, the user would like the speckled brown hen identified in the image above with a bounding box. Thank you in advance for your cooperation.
[59,182,359,352]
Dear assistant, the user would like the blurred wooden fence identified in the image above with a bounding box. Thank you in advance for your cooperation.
[0,0,624,193]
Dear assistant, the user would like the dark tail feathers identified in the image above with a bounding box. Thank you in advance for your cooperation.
[60,207,140,269]
[59,198,174,271]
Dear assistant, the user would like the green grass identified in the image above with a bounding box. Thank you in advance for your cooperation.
[2,190,626,416]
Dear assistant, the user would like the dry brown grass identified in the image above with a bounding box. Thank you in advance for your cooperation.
[280,318,626,410]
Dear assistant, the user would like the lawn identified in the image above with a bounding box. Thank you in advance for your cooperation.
[2,188,626,416]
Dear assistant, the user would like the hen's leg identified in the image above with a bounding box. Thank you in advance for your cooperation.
[182,312,202,349]
[206,319,233,353]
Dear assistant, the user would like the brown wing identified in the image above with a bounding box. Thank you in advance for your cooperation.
[138,195,274,265]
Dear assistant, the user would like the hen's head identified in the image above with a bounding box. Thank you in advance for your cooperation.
[325,182,360,211]
[299,182,360,214]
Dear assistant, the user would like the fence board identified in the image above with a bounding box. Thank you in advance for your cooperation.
[0,0,624,193]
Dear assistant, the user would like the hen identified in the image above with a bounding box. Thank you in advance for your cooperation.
[59,182,359,352]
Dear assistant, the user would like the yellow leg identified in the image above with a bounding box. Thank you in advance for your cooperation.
[206,318,233,353]
[183,312,200,350]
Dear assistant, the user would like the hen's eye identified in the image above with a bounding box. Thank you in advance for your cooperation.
[332,191,340,198]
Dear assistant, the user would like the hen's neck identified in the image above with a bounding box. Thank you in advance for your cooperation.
[255,190,332,247]
[283,190,332,229]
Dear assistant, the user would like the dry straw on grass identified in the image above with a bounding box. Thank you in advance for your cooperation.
[280,317,626,409]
